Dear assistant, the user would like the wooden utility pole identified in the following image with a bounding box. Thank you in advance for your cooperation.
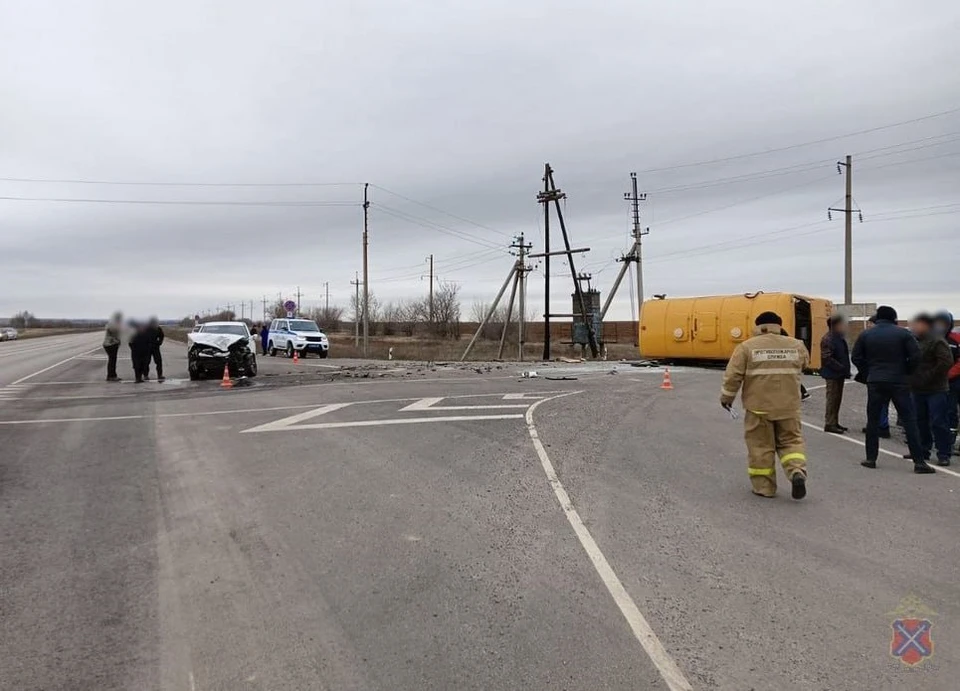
[362,183,370,355]
[828,155,861,305]
[350,272,362,348]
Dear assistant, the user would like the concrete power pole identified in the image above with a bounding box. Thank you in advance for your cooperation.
[296,286,302,315]
[362,183,370,355]
[828,155,861,306]
[262,295,268,321]
[625,172,648,314]
[428,254,434,325]
[350,272,361,348]
[324,282,329,311]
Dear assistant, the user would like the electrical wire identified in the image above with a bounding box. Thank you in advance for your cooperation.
[370,184,509,238]
[374,204,507,251]
[0,177,360,188]
[631,105,960,174]
[0,196,358,207]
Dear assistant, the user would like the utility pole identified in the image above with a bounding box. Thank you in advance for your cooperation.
[262,295,268,321]
[541,168,551,360]
[350,272,362,348]
[241,302,245,320]
[428,254,434,325]
[324,282,329,311]
[828,155,861,305]
[517,233,529,361]
[296,286,302,315]
[362,183,370,355]
[625,172,648,318]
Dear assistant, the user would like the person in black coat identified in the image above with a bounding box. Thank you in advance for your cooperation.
[144,317,165,382]
[128,321,152,384]
[851,305,934,473]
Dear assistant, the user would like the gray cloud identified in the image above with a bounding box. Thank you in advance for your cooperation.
[1,0,958,321]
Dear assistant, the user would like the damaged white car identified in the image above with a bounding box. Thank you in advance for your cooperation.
[187,321,258,381]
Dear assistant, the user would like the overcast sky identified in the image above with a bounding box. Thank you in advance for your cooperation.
[2,0,958,322]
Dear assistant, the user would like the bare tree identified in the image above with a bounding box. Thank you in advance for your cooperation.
[431,282,461,338]
[10,310,35,329]
[307,305,345,331]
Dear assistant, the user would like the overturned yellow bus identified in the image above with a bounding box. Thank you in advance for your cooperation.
[638,292,834,370]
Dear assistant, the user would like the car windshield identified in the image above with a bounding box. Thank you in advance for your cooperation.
[288,320,320,332]
[202,324,248,336]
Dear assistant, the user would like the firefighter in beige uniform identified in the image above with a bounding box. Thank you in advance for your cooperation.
[721,311,810,500]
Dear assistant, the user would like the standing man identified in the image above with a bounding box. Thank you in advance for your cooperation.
[851,306,934,473]
[909,314,953,466]
[933,311,960,451]
[820,314,851,434]
[261,321,270,356]
[145,317,165,383]
[721,311,810,500]
[103,312,123,382]
[128,321,151,384]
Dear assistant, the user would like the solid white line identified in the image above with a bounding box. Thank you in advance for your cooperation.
[9,346,101,386]
[800,421,960,479]
[399,397,529,412]
[244,413,524,432]
[525,393,693,691]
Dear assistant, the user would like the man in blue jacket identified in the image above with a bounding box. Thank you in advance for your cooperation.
[820,314,851,433]
[851,305,934,473]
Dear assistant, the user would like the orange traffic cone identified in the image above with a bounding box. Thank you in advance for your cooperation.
[221,363,233,389]
[660,368,674,390]
[292,349,300,364]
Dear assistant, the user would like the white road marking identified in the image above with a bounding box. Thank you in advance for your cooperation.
[245,413,524,432]
[800,421,960,479]
[399,396,529,412]
[525,393,694,691]
[9,346,101,386]
[502,392,550,400]
[240,402,354,432]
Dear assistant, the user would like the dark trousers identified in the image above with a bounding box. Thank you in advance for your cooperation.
[104,344,120,379]
[824,379,844,427]
[866,383,924,463]
[948,379,960,439]
[915,391,952,461]
[150,347,163,377]
[130,349,149,381]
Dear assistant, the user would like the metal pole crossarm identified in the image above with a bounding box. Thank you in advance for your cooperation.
[528,247,590,259]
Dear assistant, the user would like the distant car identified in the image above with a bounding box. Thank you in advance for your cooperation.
[267,318,329,358]
[0,327,18,341]
[187,321,258,380]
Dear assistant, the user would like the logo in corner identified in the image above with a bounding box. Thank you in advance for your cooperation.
[888,595,936,667]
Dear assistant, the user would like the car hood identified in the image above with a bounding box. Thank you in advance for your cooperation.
[188,332,248,351]
[290,331,327,338]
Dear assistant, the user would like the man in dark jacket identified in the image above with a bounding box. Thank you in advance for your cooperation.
[128,321,152,384]
[145,317,165,382]
[910,314,954,466]
[851,305,934,473]
[820,315,851,434]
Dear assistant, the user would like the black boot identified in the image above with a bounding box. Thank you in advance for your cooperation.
[824,425,845,434]
[861,460,877,469]
[791,474,807,500]
[914,462,936,474]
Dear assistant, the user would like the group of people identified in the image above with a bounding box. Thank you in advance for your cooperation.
[819,307,958,469]
[720,306,958,501]
[102,312,165,383]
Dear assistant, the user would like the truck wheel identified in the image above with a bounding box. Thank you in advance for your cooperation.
[268,341,277,357]
[286,342,294,358]
[246,356,258,377]
[318,350,329,359]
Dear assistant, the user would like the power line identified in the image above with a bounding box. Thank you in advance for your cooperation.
[374,204,507,251]
[0,177,360,188]
[0,196,358,207]
[632,105,960,174]
[369,184,509,238]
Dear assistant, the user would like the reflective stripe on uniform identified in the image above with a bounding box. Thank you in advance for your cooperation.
[780,452,806,465]
[745,368,803,376]
[747,467,775,476]
[721,388,738,397]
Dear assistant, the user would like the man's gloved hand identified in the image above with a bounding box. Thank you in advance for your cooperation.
[720,395,735,409]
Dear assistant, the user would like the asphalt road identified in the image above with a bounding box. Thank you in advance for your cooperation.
[1,336,958,690]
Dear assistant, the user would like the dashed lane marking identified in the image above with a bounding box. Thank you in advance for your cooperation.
[525,392,694,691]
[800,421,960,479]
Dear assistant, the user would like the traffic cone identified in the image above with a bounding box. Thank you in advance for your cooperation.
[660,368,674,390]
[292,349,300,364]
[221,363,233,389]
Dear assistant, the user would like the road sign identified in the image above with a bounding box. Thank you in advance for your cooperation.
[283,300,296,318]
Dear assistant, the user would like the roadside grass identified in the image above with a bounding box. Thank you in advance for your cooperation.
[6,327,100,341]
